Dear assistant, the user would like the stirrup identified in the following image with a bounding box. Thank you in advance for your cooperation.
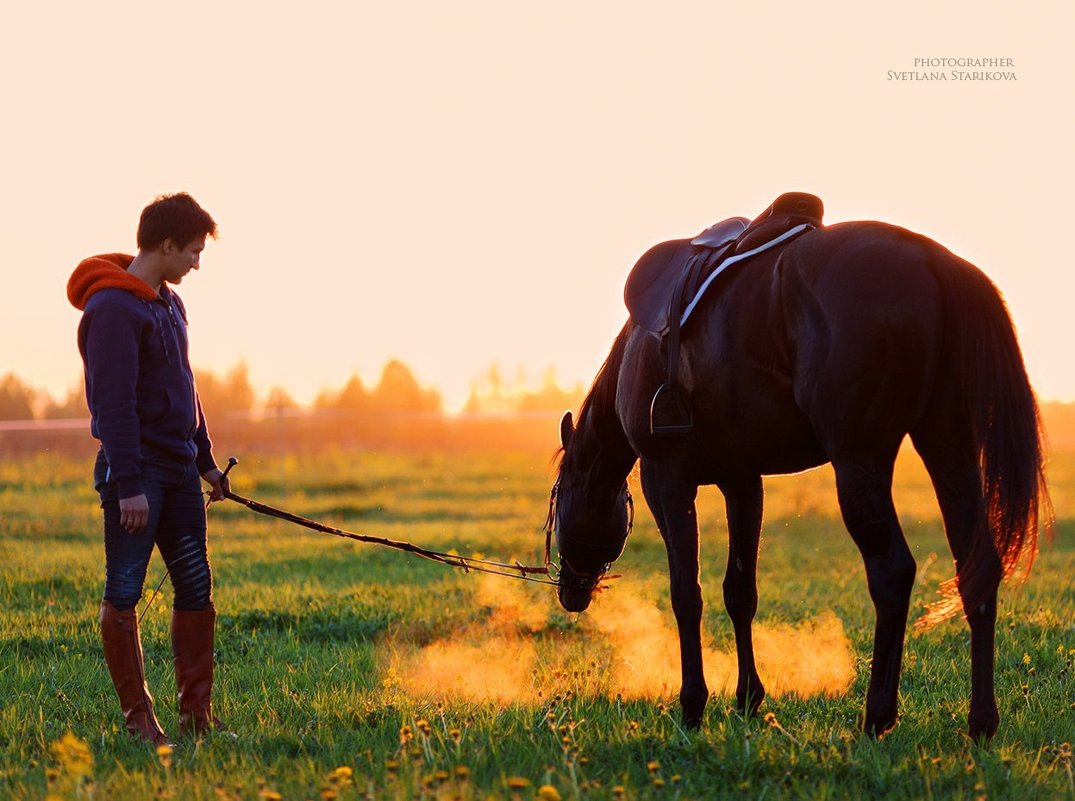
[650,383,693,434]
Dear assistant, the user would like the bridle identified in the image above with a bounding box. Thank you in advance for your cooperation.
[542,479,634,593]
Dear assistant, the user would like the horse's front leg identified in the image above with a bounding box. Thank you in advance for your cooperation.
[640,461,707,728]
[719,475,766,715]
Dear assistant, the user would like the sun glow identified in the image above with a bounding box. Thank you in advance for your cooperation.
[1,3,1070,413]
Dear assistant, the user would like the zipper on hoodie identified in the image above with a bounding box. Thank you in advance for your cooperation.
[163,294,199,436]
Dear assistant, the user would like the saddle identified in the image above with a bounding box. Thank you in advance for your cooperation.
[626,192,824,336]
[623,192,824,433]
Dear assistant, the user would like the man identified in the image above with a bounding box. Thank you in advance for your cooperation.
[67,193,229,745]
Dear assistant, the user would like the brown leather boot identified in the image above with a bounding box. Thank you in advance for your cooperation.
[172,605,222,735]
[99,600,173,746]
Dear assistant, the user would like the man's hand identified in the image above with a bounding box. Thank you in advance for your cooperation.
[119,494,150,533]
[202,467,230,502]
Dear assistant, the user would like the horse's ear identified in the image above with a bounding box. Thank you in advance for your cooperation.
[559,411,574,449]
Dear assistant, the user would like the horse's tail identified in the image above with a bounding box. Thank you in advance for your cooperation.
[919,254,1053,627]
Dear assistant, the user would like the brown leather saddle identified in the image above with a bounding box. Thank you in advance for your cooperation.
[623,192,824,433]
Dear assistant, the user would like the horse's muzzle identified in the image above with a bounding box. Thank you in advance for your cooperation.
[557,584,593,613]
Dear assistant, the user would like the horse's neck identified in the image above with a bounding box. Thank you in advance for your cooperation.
[565,321,638,487]
[571,395,637,490]
[572,427,635,491]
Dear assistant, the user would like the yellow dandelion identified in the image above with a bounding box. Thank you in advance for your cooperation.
[450,728,462,744]
[612,786,625,798]
[321,789,339,801]
[257,790,283,801]
[536,785,562,801]
[507,777,530,789]
[50,733,93,779]
[46,767,60,783]
[455,766,471,780]
[647,760,660,773]
[653,777,665,788]
[157,744,173,769]
[434,770,450,781]
[385,759,399,772]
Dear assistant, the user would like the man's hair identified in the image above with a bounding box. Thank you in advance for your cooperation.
[137,193,218,251]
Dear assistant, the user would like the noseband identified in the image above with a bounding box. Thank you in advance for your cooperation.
[543,480,634,592]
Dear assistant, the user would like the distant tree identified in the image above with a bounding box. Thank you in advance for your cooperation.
[0,373,37,420]
[195,362,256,417]
[516,366,584,414]
[263,386,299,417]
[315,374,370,414]
[370,360,441,414]
[42,379,88,419]
[463,363,514,415]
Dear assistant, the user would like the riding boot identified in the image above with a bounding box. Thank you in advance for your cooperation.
[99,600,173,746]
[171,604,222,735]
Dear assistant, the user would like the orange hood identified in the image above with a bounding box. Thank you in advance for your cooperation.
[67,253,157,310]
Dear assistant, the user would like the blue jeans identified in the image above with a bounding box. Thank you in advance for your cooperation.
[95,449,214,611]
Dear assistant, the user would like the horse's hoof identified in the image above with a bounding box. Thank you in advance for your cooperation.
[967,713,999,742]
[863,714,898,739]
[735,684,766,717]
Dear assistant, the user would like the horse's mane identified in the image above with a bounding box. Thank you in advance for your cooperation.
[557,320,634,472]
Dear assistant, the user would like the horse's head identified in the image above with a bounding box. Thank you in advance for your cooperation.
[547,411,633,613]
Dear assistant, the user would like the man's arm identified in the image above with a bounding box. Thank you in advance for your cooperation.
[82,302,149,533]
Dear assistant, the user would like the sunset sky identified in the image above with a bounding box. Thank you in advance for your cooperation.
[2,1,1072,412]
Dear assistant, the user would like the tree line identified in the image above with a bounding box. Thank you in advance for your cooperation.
[0,361,584,421]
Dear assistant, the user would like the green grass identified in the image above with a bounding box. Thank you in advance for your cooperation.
[0,447,1072,800]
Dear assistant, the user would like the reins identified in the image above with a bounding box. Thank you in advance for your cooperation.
[218,485,559,586]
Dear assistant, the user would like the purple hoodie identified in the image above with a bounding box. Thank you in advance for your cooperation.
[68,254,217,498]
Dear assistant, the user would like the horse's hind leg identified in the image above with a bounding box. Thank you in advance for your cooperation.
[719,475,766,715]
[640,460,707,728]
[833,455,916,737]
[912,429,1002,739]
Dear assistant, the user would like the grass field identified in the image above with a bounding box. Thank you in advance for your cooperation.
[1,443,1072,800]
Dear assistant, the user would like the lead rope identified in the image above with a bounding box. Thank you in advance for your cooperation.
[213,458,558,585]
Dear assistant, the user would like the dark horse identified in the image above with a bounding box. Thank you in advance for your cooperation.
[548,220,1050,739]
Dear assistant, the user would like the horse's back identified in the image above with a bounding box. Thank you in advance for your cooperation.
[780,221,951,457]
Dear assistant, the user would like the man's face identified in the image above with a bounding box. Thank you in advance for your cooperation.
[164,235,207,284]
